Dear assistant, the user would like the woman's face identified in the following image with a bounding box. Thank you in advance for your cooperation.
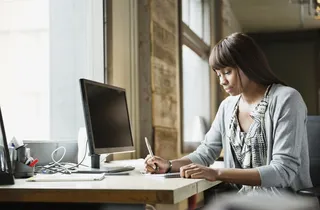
[215,67,249,96]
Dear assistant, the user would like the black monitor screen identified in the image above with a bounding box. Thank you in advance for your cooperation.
[80,79,134,155]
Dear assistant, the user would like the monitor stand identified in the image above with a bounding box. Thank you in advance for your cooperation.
[73,154,135,174]
[91,154,100,169]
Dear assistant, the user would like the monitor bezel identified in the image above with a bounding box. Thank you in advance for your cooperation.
[79,78,135,155]
[0,107,15,185]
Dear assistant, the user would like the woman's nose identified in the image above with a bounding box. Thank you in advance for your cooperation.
[220,76,228,85]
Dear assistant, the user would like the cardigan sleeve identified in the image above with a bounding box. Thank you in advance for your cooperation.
[185,98,227,166]
[257,89,307,188]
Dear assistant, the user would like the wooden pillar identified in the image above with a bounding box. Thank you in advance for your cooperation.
[137,0,153,158]
[150,0,179,160]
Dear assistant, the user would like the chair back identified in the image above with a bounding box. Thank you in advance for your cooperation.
[307,115,320,186]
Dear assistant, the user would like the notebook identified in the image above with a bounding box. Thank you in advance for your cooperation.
[26,173,105,182]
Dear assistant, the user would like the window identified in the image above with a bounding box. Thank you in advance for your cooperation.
[0,0,104,142]
[181,0,212,152]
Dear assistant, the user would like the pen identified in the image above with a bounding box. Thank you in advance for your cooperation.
[144,137,159,171]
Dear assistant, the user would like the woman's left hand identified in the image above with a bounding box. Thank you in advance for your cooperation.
[180,163,218,182]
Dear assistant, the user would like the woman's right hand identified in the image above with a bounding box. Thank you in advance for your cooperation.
[144,155,170,174]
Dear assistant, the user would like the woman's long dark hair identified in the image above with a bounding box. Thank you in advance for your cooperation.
[209,32,286,86]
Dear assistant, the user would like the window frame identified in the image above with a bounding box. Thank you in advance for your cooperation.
[179,0,217,154]
[105,0,139,160]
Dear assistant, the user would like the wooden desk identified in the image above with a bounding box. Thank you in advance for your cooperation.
[0,160,221,210]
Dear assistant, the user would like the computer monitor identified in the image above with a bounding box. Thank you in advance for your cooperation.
[79,79,135,169]
[0,107,14,185]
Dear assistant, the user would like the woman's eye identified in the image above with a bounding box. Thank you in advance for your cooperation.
[225,71,231,75]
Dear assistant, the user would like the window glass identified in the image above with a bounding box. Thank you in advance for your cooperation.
[189,0,203,39]
[182,0,190,25]
[0,0,104,141]
[182,45,210,142]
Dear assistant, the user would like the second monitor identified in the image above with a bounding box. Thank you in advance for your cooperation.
[79,79,135,171]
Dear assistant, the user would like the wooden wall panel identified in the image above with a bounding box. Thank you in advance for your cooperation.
[150,0,179,158]
[154,127,178,160]
[152,93,177,129]
[151,0,176,34]
[151,57,176,98]
[137,0,153,158]
[152,41,176,67]
[152,21,176,54]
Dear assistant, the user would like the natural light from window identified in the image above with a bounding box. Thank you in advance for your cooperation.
[182,45,210,142]
[181,0,211,143]
[0,0,104,142]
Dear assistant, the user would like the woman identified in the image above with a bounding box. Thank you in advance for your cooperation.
[144,32,313,194]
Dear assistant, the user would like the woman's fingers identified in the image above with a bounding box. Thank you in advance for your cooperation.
[185,168,201,178]
[144,155,155,166]
[180,164,199,178]
[190,171,203,179]
[145,164,156,173]
[180,165,217,181]
[144,155,162,173]
[144,154,152,163]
